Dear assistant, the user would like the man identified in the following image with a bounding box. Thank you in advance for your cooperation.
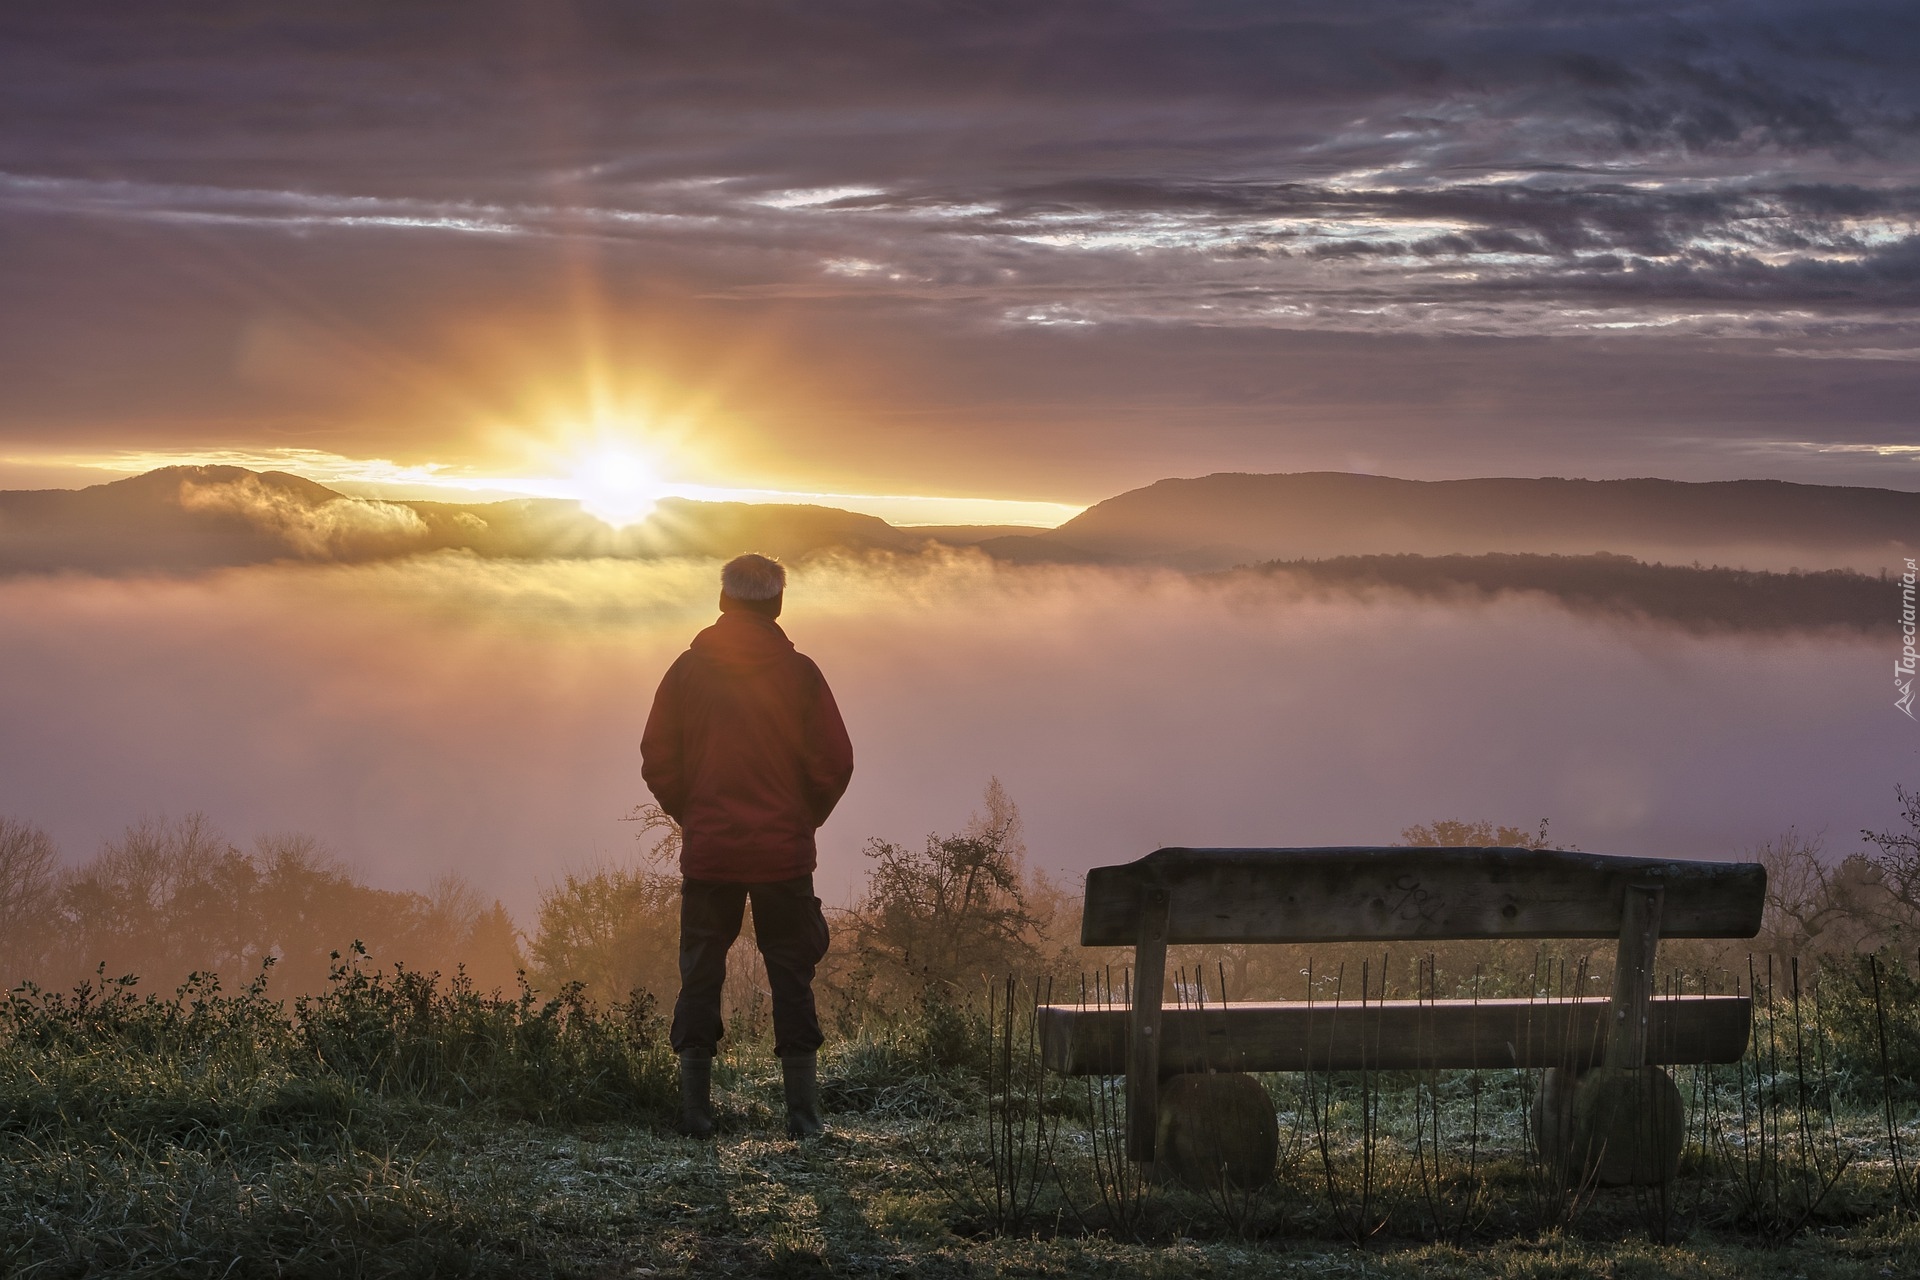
[640,553,854,1139]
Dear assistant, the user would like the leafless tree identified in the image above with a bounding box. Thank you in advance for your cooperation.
[1864,785,1920,919]
[0,816,59,985]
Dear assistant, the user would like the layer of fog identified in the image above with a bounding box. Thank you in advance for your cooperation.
[0,550,1903,922]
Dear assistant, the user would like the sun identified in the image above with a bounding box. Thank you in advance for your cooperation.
[568,446,664,527]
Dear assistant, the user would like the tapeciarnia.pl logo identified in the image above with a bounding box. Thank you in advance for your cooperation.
[1901,557,1918,719]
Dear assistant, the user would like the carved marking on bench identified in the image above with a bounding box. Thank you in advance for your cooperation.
[1382,874,1444,930]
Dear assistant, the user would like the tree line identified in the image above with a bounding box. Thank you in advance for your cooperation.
[0,781,1080,1036]
[1241,552,1887,634]
[7,785,1910,1034]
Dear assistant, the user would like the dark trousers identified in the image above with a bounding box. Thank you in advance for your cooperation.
[670,874,830,1058]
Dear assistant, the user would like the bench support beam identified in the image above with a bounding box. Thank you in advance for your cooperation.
[1126,886,1170,1163]
[1606,883,1664,1068]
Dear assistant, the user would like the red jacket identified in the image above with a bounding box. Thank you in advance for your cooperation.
[641,610,854,882]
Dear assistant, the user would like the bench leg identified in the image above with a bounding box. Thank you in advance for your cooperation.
[1606,884,1664,1070]
[1126,887,1170,1164]
[1535,882,1683,1186]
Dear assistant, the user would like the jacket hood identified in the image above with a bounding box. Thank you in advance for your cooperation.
[689,610,795,667]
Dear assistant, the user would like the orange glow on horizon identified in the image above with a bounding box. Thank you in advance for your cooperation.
[7,443,1088,530]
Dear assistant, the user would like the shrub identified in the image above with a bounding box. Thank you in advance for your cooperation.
[838,780,1066,1012]
[295,944,677,1121]
[527,864,682,1006]
[1813,948,1920,1101]
[0,943,679,1143]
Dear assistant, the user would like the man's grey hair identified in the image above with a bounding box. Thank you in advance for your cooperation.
[721,553,786,601]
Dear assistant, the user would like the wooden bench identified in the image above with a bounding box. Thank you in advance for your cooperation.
[1037,846,1766,1181]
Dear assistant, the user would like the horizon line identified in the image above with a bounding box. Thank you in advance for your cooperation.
[0,449,1089,530]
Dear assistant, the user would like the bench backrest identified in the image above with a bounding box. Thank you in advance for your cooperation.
[1079,846,1766,946]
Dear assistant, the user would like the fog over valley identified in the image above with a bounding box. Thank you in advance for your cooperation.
[0,550,1899,927]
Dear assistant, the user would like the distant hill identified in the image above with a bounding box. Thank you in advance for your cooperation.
[1019,472,1920,572]
[0,467,322,573]
[1234,552,1887,635]
[3,466,1915,581]
[0,466,916,573]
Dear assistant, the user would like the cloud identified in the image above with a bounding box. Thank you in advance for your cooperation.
[6,4,1919,317]
[1774,347,1920,361]
[177,473,434,560]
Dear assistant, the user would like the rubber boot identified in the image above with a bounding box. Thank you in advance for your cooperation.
[781,1052,825,1139]
[677,1051,715,1139]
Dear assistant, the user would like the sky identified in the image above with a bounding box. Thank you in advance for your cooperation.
[3,0,1920,509]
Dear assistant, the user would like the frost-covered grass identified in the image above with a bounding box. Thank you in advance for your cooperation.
[8,964,1920,1277]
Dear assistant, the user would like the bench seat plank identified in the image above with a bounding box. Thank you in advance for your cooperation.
[1038,995,1751,1075]
[1080,848,1765,946]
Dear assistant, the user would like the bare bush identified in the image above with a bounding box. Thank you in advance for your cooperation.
[1741,798,1920,962]
[530,809,765,1036]
[841,780,1051,1007]
[1864,784,1920,925]
[1755,831,1905,956]
[528,866,682,1005]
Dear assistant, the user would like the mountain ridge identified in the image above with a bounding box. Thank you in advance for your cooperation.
[0,465,919,572]
[0,465,1912,576]
[1024,471,1918,572]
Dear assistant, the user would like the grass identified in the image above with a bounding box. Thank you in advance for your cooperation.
[11,960,1920,1277]
[14,1104,1920,1278]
